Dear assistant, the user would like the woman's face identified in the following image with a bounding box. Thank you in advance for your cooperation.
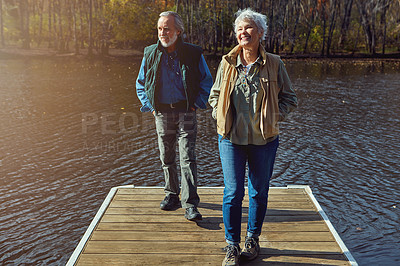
[236,19,262,49]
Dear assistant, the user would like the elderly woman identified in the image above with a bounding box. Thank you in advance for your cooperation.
[209,8,297,265]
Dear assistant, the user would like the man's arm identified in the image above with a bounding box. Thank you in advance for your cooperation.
[136,57,155,113]
[194,55,213,109]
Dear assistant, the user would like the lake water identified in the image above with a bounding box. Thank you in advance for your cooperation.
[0,56,399,265]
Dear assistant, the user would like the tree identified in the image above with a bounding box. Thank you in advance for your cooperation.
[48,0,52,48]
[320,0,327,56]
[379,0,390,54]
[288,0,301,53]
[338,0,353,48]
[303,0,319,53]
[19,0,30,49]
[35,0,45,47]
[1,0,4,46]
[355,0,388,55]
[88,0,93,56]
[326,0,339,56]
[265,0,289,54]
[212,0,218,55]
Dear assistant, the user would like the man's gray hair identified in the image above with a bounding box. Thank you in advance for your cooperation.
[234,8,268,40]
[159,11,185,34]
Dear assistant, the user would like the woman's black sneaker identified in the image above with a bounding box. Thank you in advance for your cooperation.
[222,244,240,266]
[241,236,260,260]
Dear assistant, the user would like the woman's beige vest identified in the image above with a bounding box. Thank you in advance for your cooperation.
[216,45,281,140]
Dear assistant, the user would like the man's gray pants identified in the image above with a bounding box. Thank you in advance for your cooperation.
[154,110,200,208]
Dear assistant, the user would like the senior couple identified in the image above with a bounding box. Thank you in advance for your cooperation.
[136,9,297,266]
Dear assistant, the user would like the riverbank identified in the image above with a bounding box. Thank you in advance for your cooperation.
[1,46,400,61]
[0,46,144,60]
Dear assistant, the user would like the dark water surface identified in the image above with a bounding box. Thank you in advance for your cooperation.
[0,57,399,265]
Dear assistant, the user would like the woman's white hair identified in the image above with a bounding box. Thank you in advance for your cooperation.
[234,8,268,41]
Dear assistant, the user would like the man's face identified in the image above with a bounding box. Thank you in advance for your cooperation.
[158,15,180,48]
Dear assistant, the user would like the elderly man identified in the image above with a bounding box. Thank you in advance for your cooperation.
[136,11,212,221]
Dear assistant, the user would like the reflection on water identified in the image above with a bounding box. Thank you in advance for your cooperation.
[0,57,399,264]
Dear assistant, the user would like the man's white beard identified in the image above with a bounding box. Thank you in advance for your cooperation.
[159,32,178,48]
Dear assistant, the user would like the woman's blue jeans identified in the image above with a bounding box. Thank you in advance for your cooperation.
[218,135,279,245]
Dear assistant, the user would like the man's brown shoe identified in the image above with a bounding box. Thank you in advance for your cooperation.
[184,207,202,221]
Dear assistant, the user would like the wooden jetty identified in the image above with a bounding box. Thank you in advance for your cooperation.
[67,185,357,265]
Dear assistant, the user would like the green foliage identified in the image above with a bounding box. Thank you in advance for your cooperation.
[309,25,323,52]
[104,0,169,45]
[2,3,20,42]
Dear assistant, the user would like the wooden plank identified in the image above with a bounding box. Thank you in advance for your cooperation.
[77,253,349,266]
[96,221,330,232]
[109,200,316,209]
[105,207,317,216]
[90,231,336,242]
[99,214,322,223]
[82,241,342,255]
[112,193,311,202]
[116,187,306,195]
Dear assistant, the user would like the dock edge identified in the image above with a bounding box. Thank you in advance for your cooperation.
[287,185,358,266]
[66,184,135,266]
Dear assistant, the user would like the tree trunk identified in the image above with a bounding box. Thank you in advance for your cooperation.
[190,0,193,43]
[100,0,110,56]
[57,0,64,51]
[0,0,4,47]
[381,0,389,54]
[182,1,189,42]
[326,0,338,56]
[321,1,327,56]
[371,11,376,54]
[221,0,225,54]
[338,0,353,48]
[37,0,44,46]
[277,0,289,54]
[88,0,93,56]
[356,0,377,55]
[289,0,301,54]
[265,0,275,52]
[213,0,218,55]
[72,0,79,54]
[304,0,317,53]
[53,0,58,50]
[175,0,180,13]
[79,1,85,49]
[48,0,52,48]
[19,0,30,49]
[237,0,243,10]
[352,23,361,55]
